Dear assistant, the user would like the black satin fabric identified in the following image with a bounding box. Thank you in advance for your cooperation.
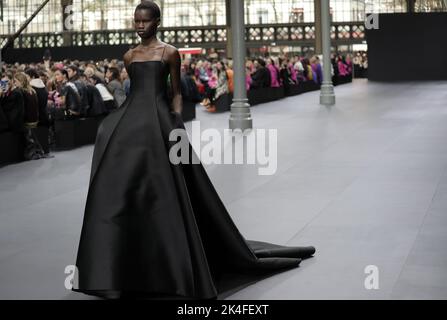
[73,61,315,299]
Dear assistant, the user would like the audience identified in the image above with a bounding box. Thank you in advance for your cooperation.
[105,67,126,108]
[0,51,359,163]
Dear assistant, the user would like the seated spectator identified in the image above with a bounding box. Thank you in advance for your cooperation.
[0,76,10,132]
[245,65,253,91]
[14,72,39,128]
[180,66,202,105]
[289,58,298,84]
[54,69,82,118]
[267,58,281,88]
[225,60,234,94]
[121,67,131,97]
[337,55,349,77]
[13,72,46,160]
[294,58,306,82]
[310,56,323,85]
[84,81,108,117]
[250,58,271,89]
[345,54,353,75]
[25,68,49,127]
[301,58,314,82]
[105,67,126,107]
[67,65,90,116]
[331,54,340,80]
[0,72,25,133]
[202,64,218,109]
[207,61,229,112]
[279,58,294,91]
[89,75,117,112]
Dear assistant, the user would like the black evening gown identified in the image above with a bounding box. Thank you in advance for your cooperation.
[73,55,315,299]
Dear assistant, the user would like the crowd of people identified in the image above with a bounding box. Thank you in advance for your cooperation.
[183,53,355,111]
[0,51,357,160]
[0,59,131,160]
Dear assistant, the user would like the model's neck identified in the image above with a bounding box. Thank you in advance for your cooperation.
[140,36,158,47]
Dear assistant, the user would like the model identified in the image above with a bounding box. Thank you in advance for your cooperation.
[73,1,315,299]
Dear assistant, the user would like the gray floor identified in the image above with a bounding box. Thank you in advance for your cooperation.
[1,79,447,300]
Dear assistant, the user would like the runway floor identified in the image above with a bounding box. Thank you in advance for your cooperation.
[1,79,447,299]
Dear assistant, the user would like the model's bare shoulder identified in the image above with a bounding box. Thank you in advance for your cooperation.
[123,49,133,67]
[163,43,180,63]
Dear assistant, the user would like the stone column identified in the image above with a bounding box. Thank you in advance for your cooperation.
[319,0,335,106]
[229,0,252,130]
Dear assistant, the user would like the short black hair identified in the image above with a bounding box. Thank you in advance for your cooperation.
[257,58,266,67]
[67,64,79,73]
[107,67,120,81]
[56,68,69,79]
[90,75,103,84]
[25,68,40,79]
[136,1,161,19]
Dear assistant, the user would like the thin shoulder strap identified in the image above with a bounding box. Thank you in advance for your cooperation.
[160,45,166,63]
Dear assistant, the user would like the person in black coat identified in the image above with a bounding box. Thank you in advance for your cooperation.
[0,72,25,133]
[181,68,202,104]
[84,82,108,117]
[279,58,293,93]
[67,65,90,116]
[25,68,49,127]
[250,58,271,89]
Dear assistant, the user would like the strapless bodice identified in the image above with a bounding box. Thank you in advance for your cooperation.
[127,61,169,96]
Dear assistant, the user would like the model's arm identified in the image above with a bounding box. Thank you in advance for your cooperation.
[168,47,183,114]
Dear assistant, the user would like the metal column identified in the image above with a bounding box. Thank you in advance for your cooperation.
[319,0,335,106]
[229,0,252,130]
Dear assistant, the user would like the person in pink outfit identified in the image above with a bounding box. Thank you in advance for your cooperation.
[267,58,280,88]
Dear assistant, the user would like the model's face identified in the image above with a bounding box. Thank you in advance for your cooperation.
[134,9,159,39]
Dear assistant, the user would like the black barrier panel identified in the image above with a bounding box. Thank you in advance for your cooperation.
[215,94,233,112]
[54,116,104,151]
[181,101,197,121]
[0,126,49,166]
[248,86,285,106]
[54,119,76,150]
[366,13,447,81]
[33,126,50,155]
[0,131,24,166]
[210,78,351,111]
